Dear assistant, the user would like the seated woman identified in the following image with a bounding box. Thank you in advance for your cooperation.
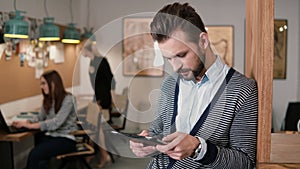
[12,70,78,169]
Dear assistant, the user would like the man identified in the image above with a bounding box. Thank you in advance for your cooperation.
[129,2,258,169]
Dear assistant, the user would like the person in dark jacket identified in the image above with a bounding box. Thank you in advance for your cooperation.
[81,39,114,167]
[81,39,116,121]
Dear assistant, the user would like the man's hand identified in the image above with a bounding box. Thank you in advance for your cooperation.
[156,132,199,160]
[129,130,157,157]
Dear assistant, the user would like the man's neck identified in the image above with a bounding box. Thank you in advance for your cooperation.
[204,47,217,69]
[194,47,216,82]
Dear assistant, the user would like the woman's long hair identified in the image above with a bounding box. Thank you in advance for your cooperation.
[41,70,68,114]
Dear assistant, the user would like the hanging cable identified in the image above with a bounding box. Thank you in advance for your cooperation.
[62,0,80,44]
[44,0,49,17]
[39,0,60,41]
[82,0,95,42]
[87,0,90,29]
[70,0,74,23]
[13,0,17,11]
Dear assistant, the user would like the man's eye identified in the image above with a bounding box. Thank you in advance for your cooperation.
[177,53,186,58]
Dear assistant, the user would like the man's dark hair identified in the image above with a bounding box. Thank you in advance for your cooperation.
[150,2,207,43]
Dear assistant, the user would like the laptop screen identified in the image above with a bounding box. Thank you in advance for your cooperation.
[0,110,37,133]
[0,110,10,132]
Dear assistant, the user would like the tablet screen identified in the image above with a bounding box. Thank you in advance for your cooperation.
[110,131,167,146]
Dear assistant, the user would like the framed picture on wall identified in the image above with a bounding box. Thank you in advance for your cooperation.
[122,17,163,77]
[274,19,287,79]
[206,25,234,67]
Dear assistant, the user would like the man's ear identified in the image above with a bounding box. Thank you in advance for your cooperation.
[198,32,209,49]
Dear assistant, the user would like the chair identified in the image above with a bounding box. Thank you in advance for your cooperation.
[110,87,129,131]
[102,88,129,158]
[284,102,300,131]
[56,102,101,169]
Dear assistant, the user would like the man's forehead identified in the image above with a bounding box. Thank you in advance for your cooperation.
[158,41,188,58]
[158,33,189,54]
[171,29,188,40]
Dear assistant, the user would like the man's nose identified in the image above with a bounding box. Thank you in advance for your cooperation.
[171,58,182,72]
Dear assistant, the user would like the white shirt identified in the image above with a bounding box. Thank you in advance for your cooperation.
[176,56,230,160]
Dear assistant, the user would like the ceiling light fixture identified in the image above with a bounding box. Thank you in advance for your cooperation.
[81,0,96,44]
[39,0,60,41]
[62,23,80,44]
[62,0,80,44]
[4,0,29,39]
[82,28,96,44]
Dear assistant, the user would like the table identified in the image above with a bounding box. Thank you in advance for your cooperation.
[0,131,38,169]
[257,163,300,169]
[0,95,91,169]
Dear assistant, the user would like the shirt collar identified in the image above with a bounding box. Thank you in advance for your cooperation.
[205,55,226,83]
[180,55,226,86]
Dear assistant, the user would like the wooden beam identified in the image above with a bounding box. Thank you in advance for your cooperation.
[245,0,274,164]
[257,163,300,169]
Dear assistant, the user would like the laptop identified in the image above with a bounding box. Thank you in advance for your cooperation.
[0,109,33,133]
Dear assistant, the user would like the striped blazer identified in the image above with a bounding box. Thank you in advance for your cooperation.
[147,68,258,169]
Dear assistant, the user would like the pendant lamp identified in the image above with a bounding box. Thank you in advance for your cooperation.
[62,0,80,44]
[39,0,60,41]
[39,17,60,41]
[4,10,29,39]
[81,0,96,44]
[82,27,96,44]
[62,23,80,44]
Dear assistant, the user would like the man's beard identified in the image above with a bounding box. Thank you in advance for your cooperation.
[178,48,205,81]
[178,60,205,81]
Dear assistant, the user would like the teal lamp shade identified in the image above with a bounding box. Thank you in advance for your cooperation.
[81,27,96,44]
[39,17,60,41]
[62,23,80,44]
[4,10,29,39]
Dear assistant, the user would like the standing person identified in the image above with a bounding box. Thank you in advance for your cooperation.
[129,2,258,169]
[12,70,78,169]
[81,39,116,122]
[81,39,114,168]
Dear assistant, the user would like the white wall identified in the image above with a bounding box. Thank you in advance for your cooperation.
[0,0,81,26]
[0,0,83,117]
[88,0,300,132]
[86,0,246,73]
[272,0,300,131]
[298,1,300,101]
[82,0,246,131]
[1,0,299,132]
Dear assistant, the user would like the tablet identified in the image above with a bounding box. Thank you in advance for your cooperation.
[110,131,167,146]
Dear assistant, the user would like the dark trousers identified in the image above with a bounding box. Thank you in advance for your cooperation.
[27,134,76,169]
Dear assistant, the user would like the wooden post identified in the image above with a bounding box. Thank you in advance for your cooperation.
[245,0,274,164]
